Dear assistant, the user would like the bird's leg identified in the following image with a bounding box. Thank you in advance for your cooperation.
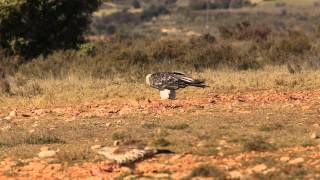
[160,89,176,100]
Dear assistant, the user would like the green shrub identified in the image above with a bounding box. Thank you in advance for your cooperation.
[140,5,170,21]
[0,0,101,59]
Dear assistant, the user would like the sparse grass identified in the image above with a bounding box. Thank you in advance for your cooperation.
[2,66,320,109]
[259,123,284,132]
[56,146,93,163]
[25,133,64,145]
[112,131,130,141]
[165,123,189,130]
[142,122,159,129]
[185,164,226,179]
[243,136,276,152]
[0,131,27,147]
[153,138,171,147]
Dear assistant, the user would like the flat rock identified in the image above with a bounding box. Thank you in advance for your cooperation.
[152,173,170,179]
[229,170,243,179]
[91,145,101,150]
[251,164,267,173]
[288,158,304,165]
[310,132,319,139]
[3,116,12,121]
[9,111,17,117]
[124,175,138,180]
[280,156,290,162]
[38,150,56,158]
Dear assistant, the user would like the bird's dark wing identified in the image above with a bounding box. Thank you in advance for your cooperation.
[150,72,208,90]
[150,72,180,90]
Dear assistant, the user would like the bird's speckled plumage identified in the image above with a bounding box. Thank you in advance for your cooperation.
[146,72,207,90]
[96,146,173,165]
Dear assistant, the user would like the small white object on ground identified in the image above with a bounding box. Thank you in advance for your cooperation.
[311,132,319,139]
[160,89,176,100]
[9,111,17,117]
[38,150,57,158]
[2,110,17,121]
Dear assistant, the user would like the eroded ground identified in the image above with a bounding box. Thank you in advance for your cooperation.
[1,89,320,179]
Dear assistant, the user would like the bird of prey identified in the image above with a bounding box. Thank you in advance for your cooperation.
[145,72,208,99]
[96,146,173,165]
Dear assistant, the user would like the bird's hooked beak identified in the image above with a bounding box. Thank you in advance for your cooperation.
[145,74,152,86]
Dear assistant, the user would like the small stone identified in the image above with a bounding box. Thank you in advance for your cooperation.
[38,150,56,158]
[288,158,304,165]
[310,132,319,139]
[3,116,12,121]
[263,167,276,174]
[116,120,122,124]
[152,173,170,179]
[91,145,101,150]
[120,167,132,174]
[229,170,243,179]
[9,111,17,117]
[113,140,120,146]
[169,155,183,162]
[197,141,207,147]
[124,175,137,180]
[312,124,320,128]
[280,156,290,162]
[105,122,111,127]
[156,128,162,135]
[40,146,49,151]
[251,164,267,173]
[218,140,227,145]
[32,123,39,128]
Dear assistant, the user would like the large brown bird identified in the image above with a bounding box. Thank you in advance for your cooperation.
[145,72,208,99]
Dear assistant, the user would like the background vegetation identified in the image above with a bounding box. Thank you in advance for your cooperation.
[0,0,320,84]
[0,0,101,59]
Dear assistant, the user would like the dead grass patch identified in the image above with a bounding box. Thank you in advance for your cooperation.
[185,164,226,179]
[243,136,276,152]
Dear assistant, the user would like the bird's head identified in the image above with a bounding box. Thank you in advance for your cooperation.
[145,74,152,86]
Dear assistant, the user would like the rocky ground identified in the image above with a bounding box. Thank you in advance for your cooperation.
[1,89,320,179]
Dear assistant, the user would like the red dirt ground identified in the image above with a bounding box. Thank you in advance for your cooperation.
[1,89,320,179]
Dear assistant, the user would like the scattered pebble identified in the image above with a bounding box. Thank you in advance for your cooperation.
[3,116,12,121]
[288,158,304,165]
[105,122,111,127]
[40,146,49,152]
[312,124,320,128]
[91,145,101,150]
[9,111,17,117]
[113,140,120,146]
[120,167,132,174]
[38,150,57,158]
[219,140,227,145]
[124,175,138,180]
[280,156,290,162]
[29,129,35,133]
[251,164,267,173]
[229,170,243,179]
[152,173,170,179]
[197,141,207,147]
[310,132,319,139]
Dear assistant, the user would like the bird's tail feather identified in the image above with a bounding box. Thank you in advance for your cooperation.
[190,80,209,88]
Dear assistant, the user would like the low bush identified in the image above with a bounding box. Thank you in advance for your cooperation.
[0,27,318,81]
